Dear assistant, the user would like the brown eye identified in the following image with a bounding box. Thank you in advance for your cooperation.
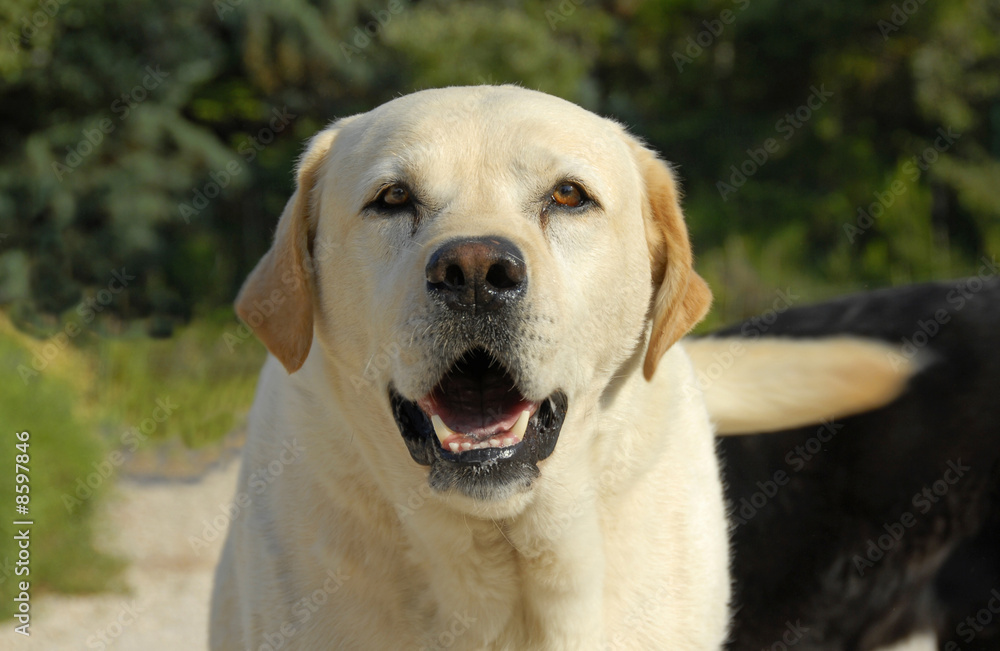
[379,184,410,207]
[552,182,585,208]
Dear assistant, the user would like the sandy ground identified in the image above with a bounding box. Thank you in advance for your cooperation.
[3,447,241,651]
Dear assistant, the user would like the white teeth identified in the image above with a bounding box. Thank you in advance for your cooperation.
[431,414,457,446]
[434,409,533,453]
[509,410,530,443]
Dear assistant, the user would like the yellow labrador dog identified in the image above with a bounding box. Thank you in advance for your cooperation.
[210,86,730,650]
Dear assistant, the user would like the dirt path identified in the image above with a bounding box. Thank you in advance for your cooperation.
[4,451,240,650]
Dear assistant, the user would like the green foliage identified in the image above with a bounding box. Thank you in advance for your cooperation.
[0,320,124,616]
[0,311,264,618]
[1,0,997,324]
[380,1,612,101]
[656,0,1000,316]
[93,312,267,448]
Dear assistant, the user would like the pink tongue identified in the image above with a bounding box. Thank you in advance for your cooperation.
[419,372,533,439]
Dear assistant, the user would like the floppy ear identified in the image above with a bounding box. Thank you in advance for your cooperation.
[629,140,713,380]
[235,128,338,374]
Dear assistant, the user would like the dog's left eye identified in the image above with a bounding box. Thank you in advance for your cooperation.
[550,182,588,209]
[370,183,414,212]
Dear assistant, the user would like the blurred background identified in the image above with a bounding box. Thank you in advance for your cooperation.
[0,0,997,643]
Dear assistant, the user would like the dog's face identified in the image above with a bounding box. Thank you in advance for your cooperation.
[236,86,710,507]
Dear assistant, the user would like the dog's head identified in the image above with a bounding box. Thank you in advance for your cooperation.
[236,86,710,508]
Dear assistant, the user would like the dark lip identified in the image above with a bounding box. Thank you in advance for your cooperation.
[390,388,568,496]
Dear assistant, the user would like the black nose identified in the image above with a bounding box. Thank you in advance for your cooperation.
[425,237,527,312]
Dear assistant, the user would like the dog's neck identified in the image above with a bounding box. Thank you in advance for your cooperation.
[269,343,698,648]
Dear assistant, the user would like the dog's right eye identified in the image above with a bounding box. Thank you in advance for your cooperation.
[369,183,415,212]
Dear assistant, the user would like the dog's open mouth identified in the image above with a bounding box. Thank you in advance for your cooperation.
[390,347,567,496]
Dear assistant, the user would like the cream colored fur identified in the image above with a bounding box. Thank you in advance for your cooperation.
[685,336,921,435]
[210,86,730,650]
[873,631,938,651]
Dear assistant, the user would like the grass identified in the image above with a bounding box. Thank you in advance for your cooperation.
[0,317,123,617]
[0,309,267,619]
[93,311,267,448]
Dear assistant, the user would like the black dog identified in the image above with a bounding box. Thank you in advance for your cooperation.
[708,276,1000,650]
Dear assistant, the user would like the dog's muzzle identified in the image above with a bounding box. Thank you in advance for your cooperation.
[389,237,568,498]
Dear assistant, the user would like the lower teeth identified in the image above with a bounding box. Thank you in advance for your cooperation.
[448,435,520,453]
